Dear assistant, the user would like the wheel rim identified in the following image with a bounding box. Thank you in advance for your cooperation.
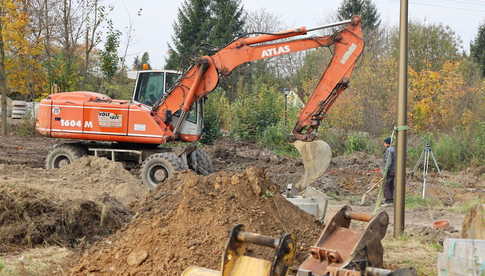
[148,164,169,186]
[53,155,70,168]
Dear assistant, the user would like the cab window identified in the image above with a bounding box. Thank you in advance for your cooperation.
[165,72,179,92]
[133,72,165,106]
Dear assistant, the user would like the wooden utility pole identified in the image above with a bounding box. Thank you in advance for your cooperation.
[394,0,409,237]
[0,2,8,136]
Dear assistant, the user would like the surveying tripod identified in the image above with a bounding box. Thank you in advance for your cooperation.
[412,144,441,198]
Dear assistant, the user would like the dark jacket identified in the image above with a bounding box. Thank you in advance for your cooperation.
[383,146,396,176]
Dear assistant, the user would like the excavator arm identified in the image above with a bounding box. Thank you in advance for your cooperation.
[154,16,364,142]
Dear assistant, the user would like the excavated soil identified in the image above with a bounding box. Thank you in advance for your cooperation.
[72,167,321,275]
[0,136,58,168]
[0,156,146,206]
[207,139,382,197]
[0,183,132,253]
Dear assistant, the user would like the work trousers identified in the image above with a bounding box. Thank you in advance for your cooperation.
[384,174,395,202]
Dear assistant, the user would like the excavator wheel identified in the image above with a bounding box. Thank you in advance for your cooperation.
[45,143,87,169]
[141,152,184,190]
[188,149,214,176]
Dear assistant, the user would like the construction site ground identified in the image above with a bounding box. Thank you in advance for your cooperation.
[0,136,483,275]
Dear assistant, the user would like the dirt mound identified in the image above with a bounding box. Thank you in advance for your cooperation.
[0,156,146,206]
[311,152,381,197]
[56,156,146,205]
[72,167,321,275]
[405,224,460,245]
[0,184,132,253]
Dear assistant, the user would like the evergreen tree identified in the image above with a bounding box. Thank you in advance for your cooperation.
[470,22,485,77]
[337,0,381,32]
[100,24,121,80]
[140,52,151,69]
[165,0,211,70]
[209,0,245,48]
[132,56,140,70]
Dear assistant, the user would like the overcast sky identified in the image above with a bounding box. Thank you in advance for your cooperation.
[106,0,485,69]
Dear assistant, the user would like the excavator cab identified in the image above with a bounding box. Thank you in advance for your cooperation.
[132,70,180,107]
[132,70,204,140]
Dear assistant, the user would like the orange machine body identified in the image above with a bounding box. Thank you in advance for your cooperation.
[36,16,364,144]
[36,92,178,144]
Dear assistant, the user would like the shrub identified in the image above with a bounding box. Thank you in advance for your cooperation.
[13,115,36,137]
[231,81,284,141]
[200,95,222,144]
[259,123,298,157]
[410,122,485,171]
[344,132,370,153]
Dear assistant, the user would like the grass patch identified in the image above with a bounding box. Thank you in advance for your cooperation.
[442,180,462,189]
[405,195,443,209]
[383,234,441,276]
[449,198,484,214]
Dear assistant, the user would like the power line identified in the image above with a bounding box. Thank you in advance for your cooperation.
[410,1,485,15]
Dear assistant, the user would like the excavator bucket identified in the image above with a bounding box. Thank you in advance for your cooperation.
[181,224,296,276]
[297,205,389,276]
[293,140,332,190]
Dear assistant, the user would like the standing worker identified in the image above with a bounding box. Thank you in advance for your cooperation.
[382,137,396,206]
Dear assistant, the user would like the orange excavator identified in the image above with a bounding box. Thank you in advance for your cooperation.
[36,16,364,189]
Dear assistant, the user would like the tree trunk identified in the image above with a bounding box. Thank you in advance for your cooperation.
[0,9,8,136]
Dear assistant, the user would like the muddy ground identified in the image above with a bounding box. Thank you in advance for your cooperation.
[0,135,484,275]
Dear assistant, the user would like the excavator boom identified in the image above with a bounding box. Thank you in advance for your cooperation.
[153,16,364,143]
[155,16,364,189]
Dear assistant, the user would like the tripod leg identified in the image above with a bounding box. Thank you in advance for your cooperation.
[430,150,441,174]
[422,150,430,199]
[413,150,424,175]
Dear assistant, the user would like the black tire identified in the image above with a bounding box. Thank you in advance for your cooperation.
[45,144,87,169]
[140,152,184,190]
[188,149,214,175]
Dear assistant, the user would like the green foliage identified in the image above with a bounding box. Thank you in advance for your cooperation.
[231,81,283,141]
[344,132,371,153]
[165,0,212,70]
[47,52,82,92]
[405,195,443,209]
[100,22,121,80]
[408,123,485,171]
[337,0,381,32]
[391,21,461,72]
[318,127,347,156]
[208,0,244,48]
[200,94,222,144]
[471,22,485,77]
[259,123,298,157]
[166,0,245,71]
[102,76,135,100]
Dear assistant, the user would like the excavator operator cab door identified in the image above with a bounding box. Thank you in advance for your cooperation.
[132,70,180,107]
[131,70,204,141]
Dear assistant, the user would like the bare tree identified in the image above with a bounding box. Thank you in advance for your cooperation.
[0,1,7,136]
[83,0,107,82]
